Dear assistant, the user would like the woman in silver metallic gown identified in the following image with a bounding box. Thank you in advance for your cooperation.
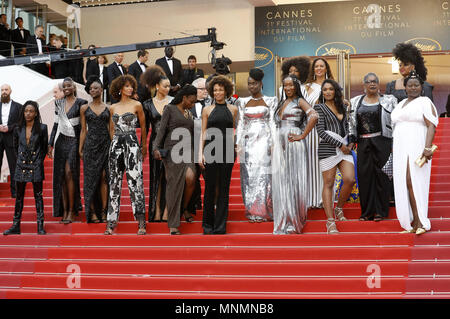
[272,75,318,234]
[236,69,277,222]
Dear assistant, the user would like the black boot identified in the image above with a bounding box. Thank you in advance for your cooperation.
[37,221,46,235]
[4,191,24,235]
[3,220,21,235]
[35,183,46,235]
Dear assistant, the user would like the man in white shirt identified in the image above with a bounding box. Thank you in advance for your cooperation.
[25,25,48,76]
[155,46,183,96]
[128,49,149,102]
[0,84,22,198]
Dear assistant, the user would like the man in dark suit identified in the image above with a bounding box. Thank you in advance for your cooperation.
[10,17,30,56]
[107,52,126,103]
[26,25,49,76]
[181,55,204,87]
[155,46,183,96]
[128,49,149,102]
[0,84,22,198]
[0,13,11,57]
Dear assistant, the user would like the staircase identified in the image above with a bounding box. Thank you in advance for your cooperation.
[0,118,449,299]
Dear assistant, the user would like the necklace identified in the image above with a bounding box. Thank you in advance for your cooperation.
[251,96,264,101]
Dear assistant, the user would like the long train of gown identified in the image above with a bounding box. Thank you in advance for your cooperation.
[236,96,277,221]
[391,96,438,231]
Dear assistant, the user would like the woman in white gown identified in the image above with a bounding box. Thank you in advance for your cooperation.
[302,58,335,208]
[236,69,277,222]
[391,71,438,235]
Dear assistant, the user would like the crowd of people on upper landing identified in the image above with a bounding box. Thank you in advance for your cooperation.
[0,15,204,99]
[0,35,442,238]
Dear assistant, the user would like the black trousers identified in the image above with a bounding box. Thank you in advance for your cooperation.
[0,142,17,197]
[202,162,234,234]
[187,163,203,214]
[357,136,391,219]
[14,181,44,222]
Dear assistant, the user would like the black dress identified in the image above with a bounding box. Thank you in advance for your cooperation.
[82,106,110,216]
[355,101,391,220]
[49,98,87,217]
[143,98,171,221]
[202,103,235,234]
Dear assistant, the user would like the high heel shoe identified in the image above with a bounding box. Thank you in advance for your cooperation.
[399,229,416,234]
[183,210,194,223]
[326,218,339,234]
[334,207,347,221]
[104,221,115,235]
[137,215,146,235]
[415,228,426,235]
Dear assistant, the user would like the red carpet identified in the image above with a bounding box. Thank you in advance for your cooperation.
[0,118,449,299]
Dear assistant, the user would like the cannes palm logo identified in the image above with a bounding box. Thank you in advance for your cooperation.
[315,42,357,56]
[255,46,274,68]
[405,38,442,52]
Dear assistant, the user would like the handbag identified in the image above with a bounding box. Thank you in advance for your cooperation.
[382,153,393,180]
[158,149,169,158]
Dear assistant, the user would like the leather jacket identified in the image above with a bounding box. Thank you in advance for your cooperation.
[348,94,397,142]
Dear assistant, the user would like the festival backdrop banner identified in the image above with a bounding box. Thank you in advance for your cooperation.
[255,0,450,95]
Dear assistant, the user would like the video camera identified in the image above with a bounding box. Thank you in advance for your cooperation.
[213,55,232,75]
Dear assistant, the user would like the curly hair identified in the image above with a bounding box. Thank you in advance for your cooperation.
[140,65,168,88]
[305,57,334,84]
[393,42,428,81]
[281,56,311,83]
[109,74,137,101]
[207,75,234,99]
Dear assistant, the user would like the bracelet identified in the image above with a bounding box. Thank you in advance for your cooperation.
[424,147,433,152]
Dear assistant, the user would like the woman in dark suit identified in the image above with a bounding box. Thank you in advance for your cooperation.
[3,101,48,235]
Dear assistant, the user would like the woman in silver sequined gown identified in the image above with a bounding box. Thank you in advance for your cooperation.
[272,75,318,234]
[236,69,277,222]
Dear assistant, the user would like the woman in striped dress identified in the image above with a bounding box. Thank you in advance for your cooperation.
[314,79,355,234]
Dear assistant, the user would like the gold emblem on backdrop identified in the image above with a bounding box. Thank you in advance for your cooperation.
[405,38,442,51]
[315,42,357,56]
[255,46,274,68]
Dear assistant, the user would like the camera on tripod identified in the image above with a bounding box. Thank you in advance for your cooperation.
[213,55,232,75]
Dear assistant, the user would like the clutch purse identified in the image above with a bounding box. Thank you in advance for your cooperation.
[158,149,169,158]
[415,144,438,167]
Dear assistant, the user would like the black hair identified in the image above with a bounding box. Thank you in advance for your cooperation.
[276,74,304,115]
[249,68,264,82]
[306,57,334,83]
[15,17,23,23]
[171,84,198,105]
[62,77,77,97]
[393,42,428,81]
[188,55,197,61]
[19,100,42,135]
[85,75,103,94]
[319,79,346,115]
[404,70,424,87]
[281,56,311,83]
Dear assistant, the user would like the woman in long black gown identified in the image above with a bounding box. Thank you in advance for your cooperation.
[79,76,110,223]
[48,77,87,223]
[141,65,173,222]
